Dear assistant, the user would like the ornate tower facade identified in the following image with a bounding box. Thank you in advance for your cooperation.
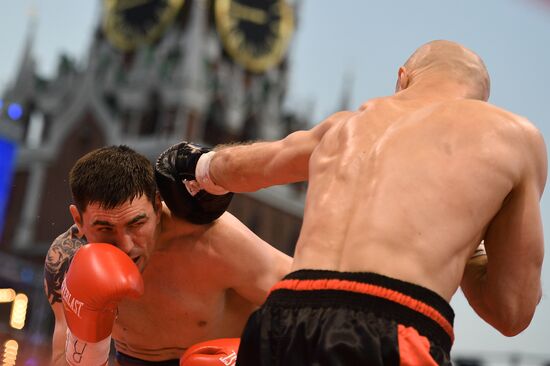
[0,0,306,351]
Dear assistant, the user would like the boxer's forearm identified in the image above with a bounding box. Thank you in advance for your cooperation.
[460,255,510,333]
[205,120,333,192]
[211,138,309,192]
[211,142,277,192]
[50,304,69,366]
[462,255,539,336]
[461,255,490,314]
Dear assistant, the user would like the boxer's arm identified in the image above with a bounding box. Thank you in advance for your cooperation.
[206,111,352,193]
[50,301,68,366]
[461,127,546,336]
[44,227,85,365]
[213,213,292,305]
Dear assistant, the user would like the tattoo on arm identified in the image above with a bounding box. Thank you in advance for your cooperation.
[44,227,86,305]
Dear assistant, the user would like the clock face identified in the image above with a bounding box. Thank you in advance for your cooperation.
[103,0,185,51]
[214,0,294,73]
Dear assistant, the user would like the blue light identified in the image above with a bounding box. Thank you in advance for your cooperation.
[0,138,16,238]
[0,99,3,109]
[7,103,23,120]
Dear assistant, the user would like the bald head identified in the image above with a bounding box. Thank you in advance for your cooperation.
[402,40,490,100]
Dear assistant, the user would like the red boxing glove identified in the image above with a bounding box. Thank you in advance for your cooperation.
[62,243,144,342]
[180,338,240,366]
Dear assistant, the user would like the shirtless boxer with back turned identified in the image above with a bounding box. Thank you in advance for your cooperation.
[44,145,291,365]
[173,40,547,365]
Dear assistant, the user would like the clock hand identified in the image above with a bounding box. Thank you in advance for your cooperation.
[114,0,153,12]
[230,2,269,25]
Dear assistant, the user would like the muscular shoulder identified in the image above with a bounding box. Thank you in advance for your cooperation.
[443,100,540,136]
[517,117,547,191]
[307,110,357,143]
[482,103,546,167]
[44,225,87,305]
[464,100,547,188]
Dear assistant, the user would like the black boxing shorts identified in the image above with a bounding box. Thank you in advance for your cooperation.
[115,351,179,366]
[237,270,454,366]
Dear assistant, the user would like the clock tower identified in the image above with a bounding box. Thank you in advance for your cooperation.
[1,0,306,261]
[0,0,307,349]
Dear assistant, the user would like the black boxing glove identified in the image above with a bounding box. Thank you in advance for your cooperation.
[155,142,233,225]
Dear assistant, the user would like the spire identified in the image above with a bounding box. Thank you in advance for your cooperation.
[11,6,38,99]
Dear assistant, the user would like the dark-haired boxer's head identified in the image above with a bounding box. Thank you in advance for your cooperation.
[68,145,161,272]
[69,145,157,212]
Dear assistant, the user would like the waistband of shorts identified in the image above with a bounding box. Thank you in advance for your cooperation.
[268,269,455,350]
[115,351,179,366]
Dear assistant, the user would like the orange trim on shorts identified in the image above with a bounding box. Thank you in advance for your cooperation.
[397,324,439,366]
[270,279,454,342]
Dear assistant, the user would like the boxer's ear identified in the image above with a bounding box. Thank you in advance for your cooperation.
[69,204,83,231]
[396,67,409,92]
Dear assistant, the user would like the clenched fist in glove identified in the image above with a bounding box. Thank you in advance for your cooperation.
[155,142,233,225]
[62,243,143,365]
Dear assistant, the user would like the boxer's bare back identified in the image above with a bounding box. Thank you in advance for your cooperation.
[206,41,546,336]
[293,97,543,303]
